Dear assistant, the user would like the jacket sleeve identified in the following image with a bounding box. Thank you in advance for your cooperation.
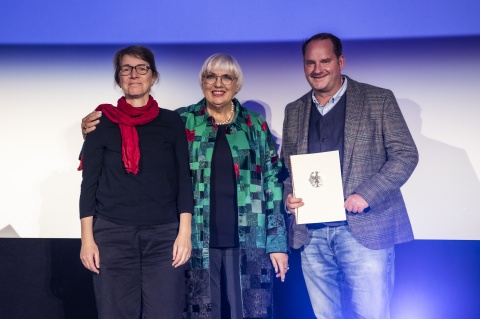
[352,90,419,208]
[280,104,295,200]
[259,117,288,254]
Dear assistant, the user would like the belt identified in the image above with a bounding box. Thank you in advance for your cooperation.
[306,220,348,229]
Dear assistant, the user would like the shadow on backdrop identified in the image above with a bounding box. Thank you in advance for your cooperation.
[399,99,480,239]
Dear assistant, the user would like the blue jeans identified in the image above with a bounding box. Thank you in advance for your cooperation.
[301,225,394,319]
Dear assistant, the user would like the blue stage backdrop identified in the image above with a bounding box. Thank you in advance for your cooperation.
[1,1,480,44]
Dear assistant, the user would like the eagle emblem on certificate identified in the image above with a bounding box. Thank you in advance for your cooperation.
[309,171,324,188]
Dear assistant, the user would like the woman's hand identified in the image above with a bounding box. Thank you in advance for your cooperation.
[80,240,100,274]
[270,252,289,282]
[80,216,100,274]
[172,213,192,268]
[81,111,102,139]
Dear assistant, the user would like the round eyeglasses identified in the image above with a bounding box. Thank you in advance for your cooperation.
[120,64,151,76]
[202,74,237,85]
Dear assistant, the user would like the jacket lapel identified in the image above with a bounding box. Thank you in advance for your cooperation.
[343,78,364,187]
[297,92,312,155]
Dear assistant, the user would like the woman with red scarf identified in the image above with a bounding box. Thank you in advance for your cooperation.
[79,46,193,319]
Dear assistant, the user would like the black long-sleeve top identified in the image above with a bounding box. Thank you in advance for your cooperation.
[79,109,193,226]
[209,124,238,248]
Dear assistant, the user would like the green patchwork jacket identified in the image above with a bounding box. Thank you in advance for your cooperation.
[177,98,288,318]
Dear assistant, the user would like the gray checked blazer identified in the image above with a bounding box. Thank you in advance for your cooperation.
[281,76,419,250]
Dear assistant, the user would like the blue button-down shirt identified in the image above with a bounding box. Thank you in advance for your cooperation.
[312,76,348,116]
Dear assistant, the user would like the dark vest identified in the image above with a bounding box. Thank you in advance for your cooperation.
[307,93,346,168]
[307,93,347,227]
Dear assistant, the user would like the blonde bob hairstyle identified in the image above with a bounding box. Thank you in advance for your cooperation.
[199,53,243,93]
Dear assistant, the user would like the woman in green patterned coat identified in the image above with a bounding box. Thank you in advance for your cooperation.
[178,54,288,319]
[81,53,289,318]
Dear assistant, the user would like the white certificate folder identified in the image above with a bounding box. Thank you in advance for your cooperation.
[290,151,346,224]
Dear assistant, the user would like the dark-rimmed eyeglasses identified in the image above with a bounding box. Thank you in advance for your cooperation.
[120,64,151,76]
[202,74,237,85]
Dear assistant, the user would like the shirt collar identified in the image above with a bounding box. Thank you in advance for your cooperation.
[311,76,348,116]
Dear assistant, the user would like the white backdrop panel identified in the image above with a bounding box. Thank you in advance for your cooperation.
[0,38,479,239]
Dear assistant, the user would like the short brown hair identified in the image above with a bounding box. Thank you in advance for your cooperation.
[113,46,159,86]
[302,33,343,59]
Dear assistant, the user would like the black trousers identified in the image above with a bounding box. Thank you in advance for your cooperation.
[92,218,185,319]
[209,247,243,319]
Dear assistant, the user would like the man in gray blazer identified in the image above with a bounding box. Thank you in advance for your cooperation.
[281,33,418,319]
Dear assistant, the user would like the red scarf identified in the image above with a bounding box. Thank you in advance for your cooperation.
[79,96,159,174]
